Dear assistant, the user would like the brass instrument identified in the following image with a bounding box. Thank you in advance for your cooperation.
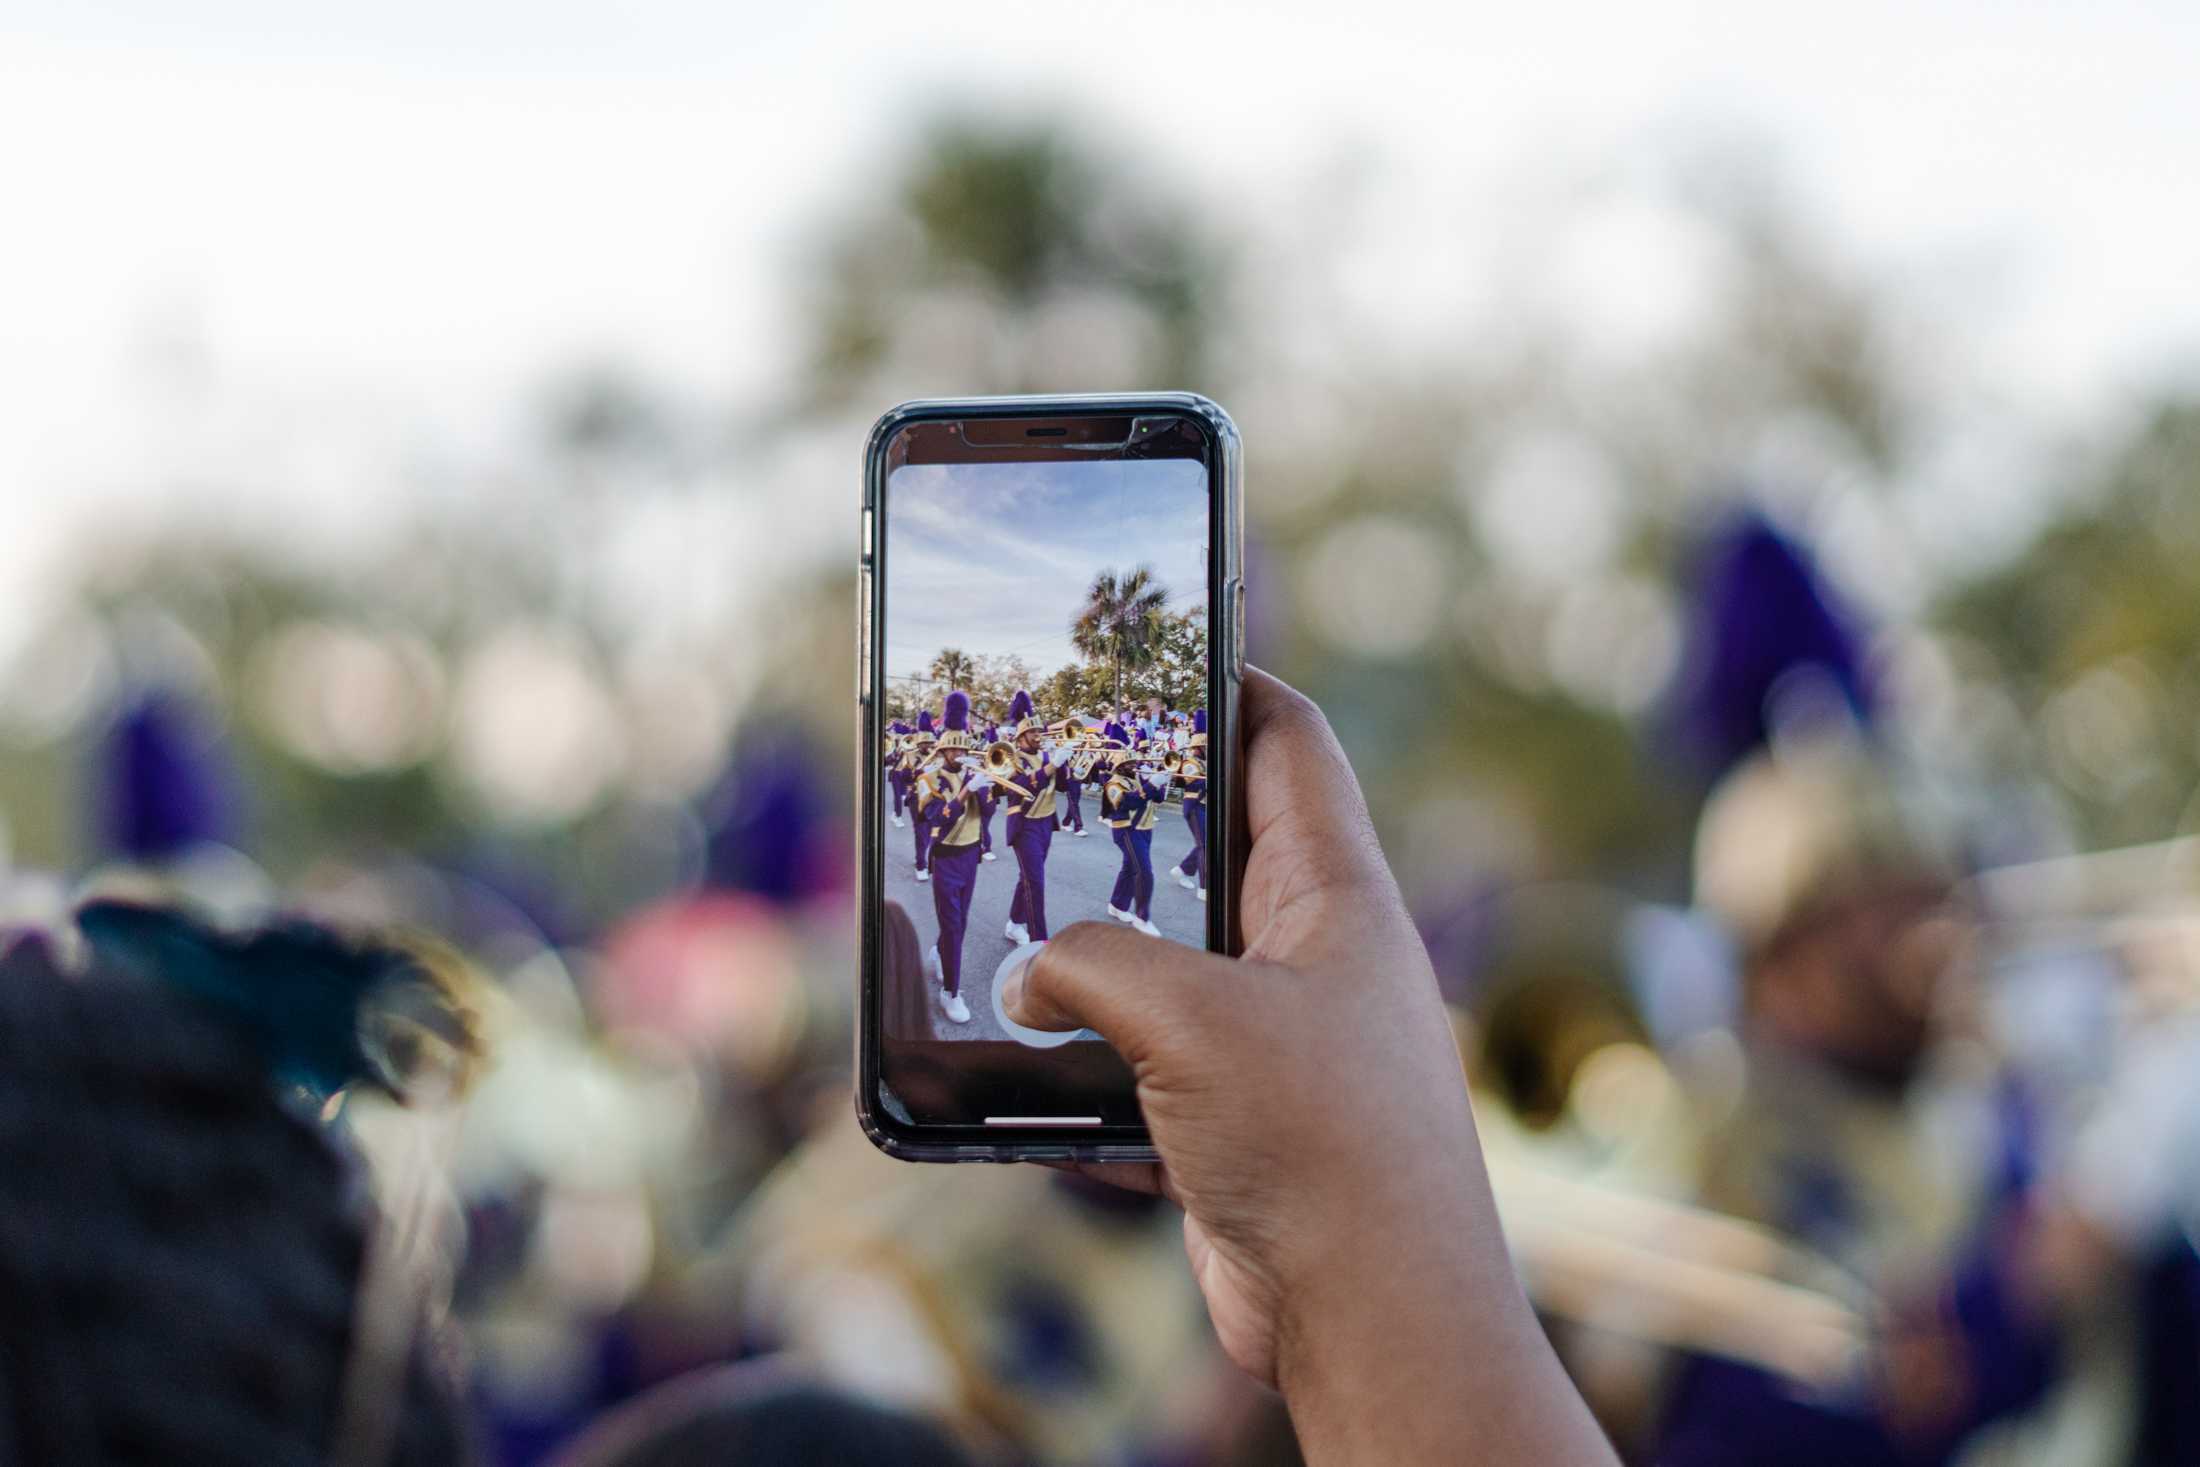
[982,740,1023,782]
[1070,748,1100,782]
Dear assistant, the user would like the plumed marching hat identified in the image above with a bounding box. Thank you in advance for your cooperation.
[1189,707,1208,748]
[916,708,934,734]
[937,689,973,750]
[1007,688,1038,738]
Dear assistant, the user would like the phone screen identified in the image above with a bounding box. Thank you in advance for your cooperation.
[868,408,1225,1144]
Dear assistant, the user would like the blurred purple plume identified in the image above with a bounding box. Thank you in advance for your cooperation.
[702,724,840,906]
[93,689,241,860]
[1666,509,1874,782]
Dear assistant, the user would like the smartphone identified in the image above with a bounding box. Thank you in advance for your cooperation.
[856,394,1244,1162]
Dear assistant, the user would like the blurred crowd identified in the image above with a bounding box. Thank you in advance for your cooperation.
[6,54,2200,1467]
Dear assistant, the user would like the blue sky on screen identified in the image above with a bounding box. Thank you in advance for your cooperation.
[884,459,1208,683]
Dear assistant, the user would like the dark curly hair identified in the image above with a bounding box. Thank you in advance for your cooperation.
[0,931,468,1466]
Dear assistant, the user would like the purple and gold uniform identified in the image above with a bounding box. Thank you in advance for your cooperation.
[885,718,911,823]
[997,690,1063,942]
[1103,751,1162,924]
[1174,708,1208,898]
[1056,713,1091,835]
[902,710,937,877]
[972,715,1003,861]
[915,690,985,1007]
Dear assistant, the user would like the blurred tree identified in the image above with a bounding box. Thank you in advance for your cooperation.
[1072,567,1169,705]
[1935,398,2200,849]
[799,115,1227,407]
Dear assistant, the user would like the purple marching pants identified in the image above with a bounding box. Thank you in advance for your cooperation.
[1060,779,1084,832]
[928,840,980,996]
[913,810,931,874]
[1179,800,1206,887]
[1005,812,1053,941]
[1109,825,1155,920]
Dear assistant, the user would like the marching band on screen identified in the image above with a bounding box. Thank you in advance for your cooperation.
[885,687,1207,1026]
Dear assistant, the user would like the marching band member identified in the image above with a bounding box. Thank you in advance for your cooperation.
[964,705,1001,865]
[1056,712,1092,837]
[914,690,987,1024]
[885,717,911,828]
[976,774,1000,864]
[901,719,937,882]
[997,690,1071,946]
[1167,707,1208,903]
[1102,746,1168,937]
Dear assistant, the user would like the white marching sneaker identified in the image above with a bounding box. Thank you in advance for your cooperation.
[891,815,904,828]
[1133,918,1161,937]
[1197,888,1208,903]
[915,868,930,883]
[942,988,971,1024]
[1075,828,1090,837]
[1172,867,1195,890]
[1108,905,1133,922]
[981,851,997,862]
[1004,920,1030,944]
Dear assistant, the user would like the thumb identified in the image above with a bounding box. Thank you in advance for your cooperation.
[1002,921,1235,1063]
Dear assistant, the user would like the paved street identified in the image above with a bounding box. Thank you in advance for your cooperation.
[883,782,1207,1041]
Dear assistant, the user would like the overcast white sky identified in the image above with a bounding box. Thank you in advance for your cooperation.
[2,0,2196,642]
[883,459,1208,683]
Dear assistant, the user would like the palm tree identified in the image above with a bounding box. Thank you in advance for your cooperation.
[928,647,976,692]
[1071,566,1169,704]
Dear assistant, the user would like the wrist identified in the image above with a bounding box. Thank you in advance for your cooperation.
[1271,1173,1609,1465]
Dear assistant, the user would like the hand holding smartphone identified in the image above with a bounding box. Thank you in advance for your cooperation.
[856,395,1244,1161]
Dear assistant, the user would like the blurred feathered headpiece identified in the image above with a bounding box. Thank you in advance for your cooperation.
[95,691,242,861]
[75,900,486,1106]
[1667,509,1874,783]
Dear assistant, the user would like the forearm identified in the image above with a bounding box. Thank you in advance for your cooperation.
[1277,1181,1615,1466]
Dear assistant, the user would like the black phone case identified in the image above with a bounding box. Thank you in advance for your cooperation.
[855,393,1245,1162]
